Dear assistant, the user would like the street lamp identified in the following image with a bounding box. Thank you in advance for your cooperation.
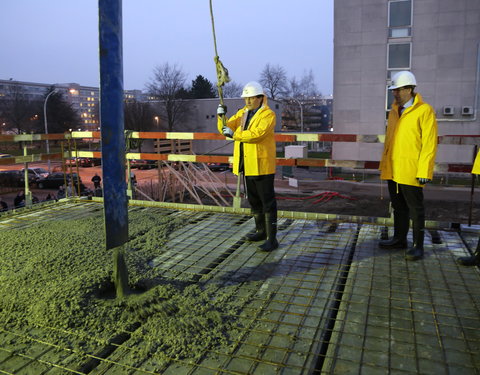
[292,98,304,133]
[44,89,58,173]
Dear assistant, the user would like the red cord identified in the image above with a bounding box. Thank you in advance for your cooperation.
[277,191,356,205]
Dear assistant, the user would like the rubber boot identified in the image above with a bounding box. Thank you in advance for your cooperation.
[379,210,408,249]
[405,226,424,261]
[457,237,480,266]
[245,213,266,242]
[258,212,278,252]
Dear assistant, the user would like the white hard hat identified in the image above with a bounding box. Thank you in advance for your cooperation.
[388,71,417,90]
[241,81,264,98]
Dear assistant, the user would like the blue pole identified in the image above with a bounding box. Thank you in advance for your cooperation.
[98,0,129,296]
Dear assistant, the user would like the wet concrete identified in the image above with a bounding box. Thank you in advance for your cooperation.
[0,201,478,374]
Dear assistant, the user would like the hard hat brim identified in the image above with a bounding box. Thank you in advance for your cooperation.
[241,93,265,98]
[388,83,416,90]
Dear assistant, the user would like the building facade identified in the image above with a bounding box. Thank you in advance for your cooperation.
[0,80,101,131]
[0,80,151,132]
[333,0,480,164]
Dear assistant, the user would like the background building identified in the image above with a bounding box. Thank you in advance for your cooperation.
[58,83,99,130]
[0,79,100,131]
[0,80,152,133]
[281,95,333,133]
[333,0,480,164]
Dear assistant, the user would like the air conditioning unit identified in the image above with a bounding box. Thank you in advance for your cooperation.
[462,106,474,116]
[443,106,455,116]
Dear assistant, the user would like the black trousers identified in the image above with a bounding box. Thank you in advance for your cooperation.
[245,174,277,215]
[387,180,425,246]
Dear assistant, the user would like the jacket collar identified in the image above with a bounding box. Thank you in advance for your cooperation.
[393,93,424,112]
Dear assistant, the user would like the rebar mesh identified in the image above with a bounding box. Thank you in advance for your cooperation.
[0,201,479,374]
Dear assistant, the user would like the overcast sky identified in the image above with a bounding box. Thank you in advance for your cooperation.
[1,1,333,95]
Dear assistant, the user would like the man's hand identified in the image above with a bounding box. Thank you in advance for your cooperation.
[417,178,430,185]
[222,126,234,138]
[217,104,227,117]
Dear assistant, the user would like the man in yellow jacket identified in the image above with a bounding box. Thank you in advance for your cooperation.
[457,151,480,266]
[379,71,438,261]
[217,81,278,251]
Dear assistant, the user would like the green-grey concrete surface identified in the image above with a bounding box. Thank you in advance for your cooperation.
[0,201,478,374]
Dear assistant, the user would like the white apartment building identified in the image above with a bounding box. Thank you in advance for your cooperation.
[333,0,480,164]
[0,80,147,131]
[0,80,100,130]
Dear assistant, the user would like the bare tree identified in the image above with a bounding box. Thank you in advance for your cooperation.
[41,87,81,133]
[259,63,289,100]
[284,70,322,131]
[124,99,157,152]
[146,63,189,131]
[222,81,243,98]
[288,76,300,98]
[0,82,40,134]
[299,69,320,98]
[288,70,320,99]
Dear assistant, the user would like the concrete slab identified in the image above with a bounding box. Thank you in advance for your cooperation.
[0,201,478,374]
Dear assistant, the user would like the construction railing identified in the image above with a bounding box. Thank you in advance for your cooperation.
[1,131,479,226]
[1,131,478,173]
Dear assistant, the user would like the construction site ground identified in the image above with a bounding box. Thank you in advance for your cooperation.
[0,164,479,374]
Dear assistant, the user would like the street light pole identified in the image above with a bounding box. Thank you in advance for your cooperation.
[43,89,57,173]
[292,98,304,132]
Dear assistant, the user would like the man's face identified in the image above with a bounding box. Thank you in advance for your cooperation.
[391,86,413,106]
[244,96,263,111]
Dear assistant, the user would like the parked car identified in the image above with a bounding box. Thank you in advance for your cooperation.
[37,172,83,190]
[0,170,23,187]
[130,159,156,170]
[78,158,101,167]
[65,158,77,167]
[0,169,38,187]
[21,167,49,181]
[206,162,230,171]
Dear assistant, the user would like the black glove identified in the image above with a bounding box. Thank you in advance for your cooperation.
[217,104,227,117]
[417,178,430,185]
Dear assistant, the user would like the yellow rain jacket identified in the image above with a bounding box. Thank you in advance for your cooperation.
[217,97,276,176]
[472,151,480,175]
[379,93,438,187]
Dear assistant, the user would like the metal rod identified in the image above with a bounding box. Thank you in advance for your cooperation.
[468,145,477,226]
[98,0,129,296]
[43,89,57,173]
[23,143,32,208]
[73,138,81,196]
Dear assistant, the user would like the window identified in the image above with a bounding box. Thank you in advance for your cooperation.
[386,87,395,111]
[389,28,411,38]
[389,0,411,27]
[388,0,412,37]
[388,43,411,69]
